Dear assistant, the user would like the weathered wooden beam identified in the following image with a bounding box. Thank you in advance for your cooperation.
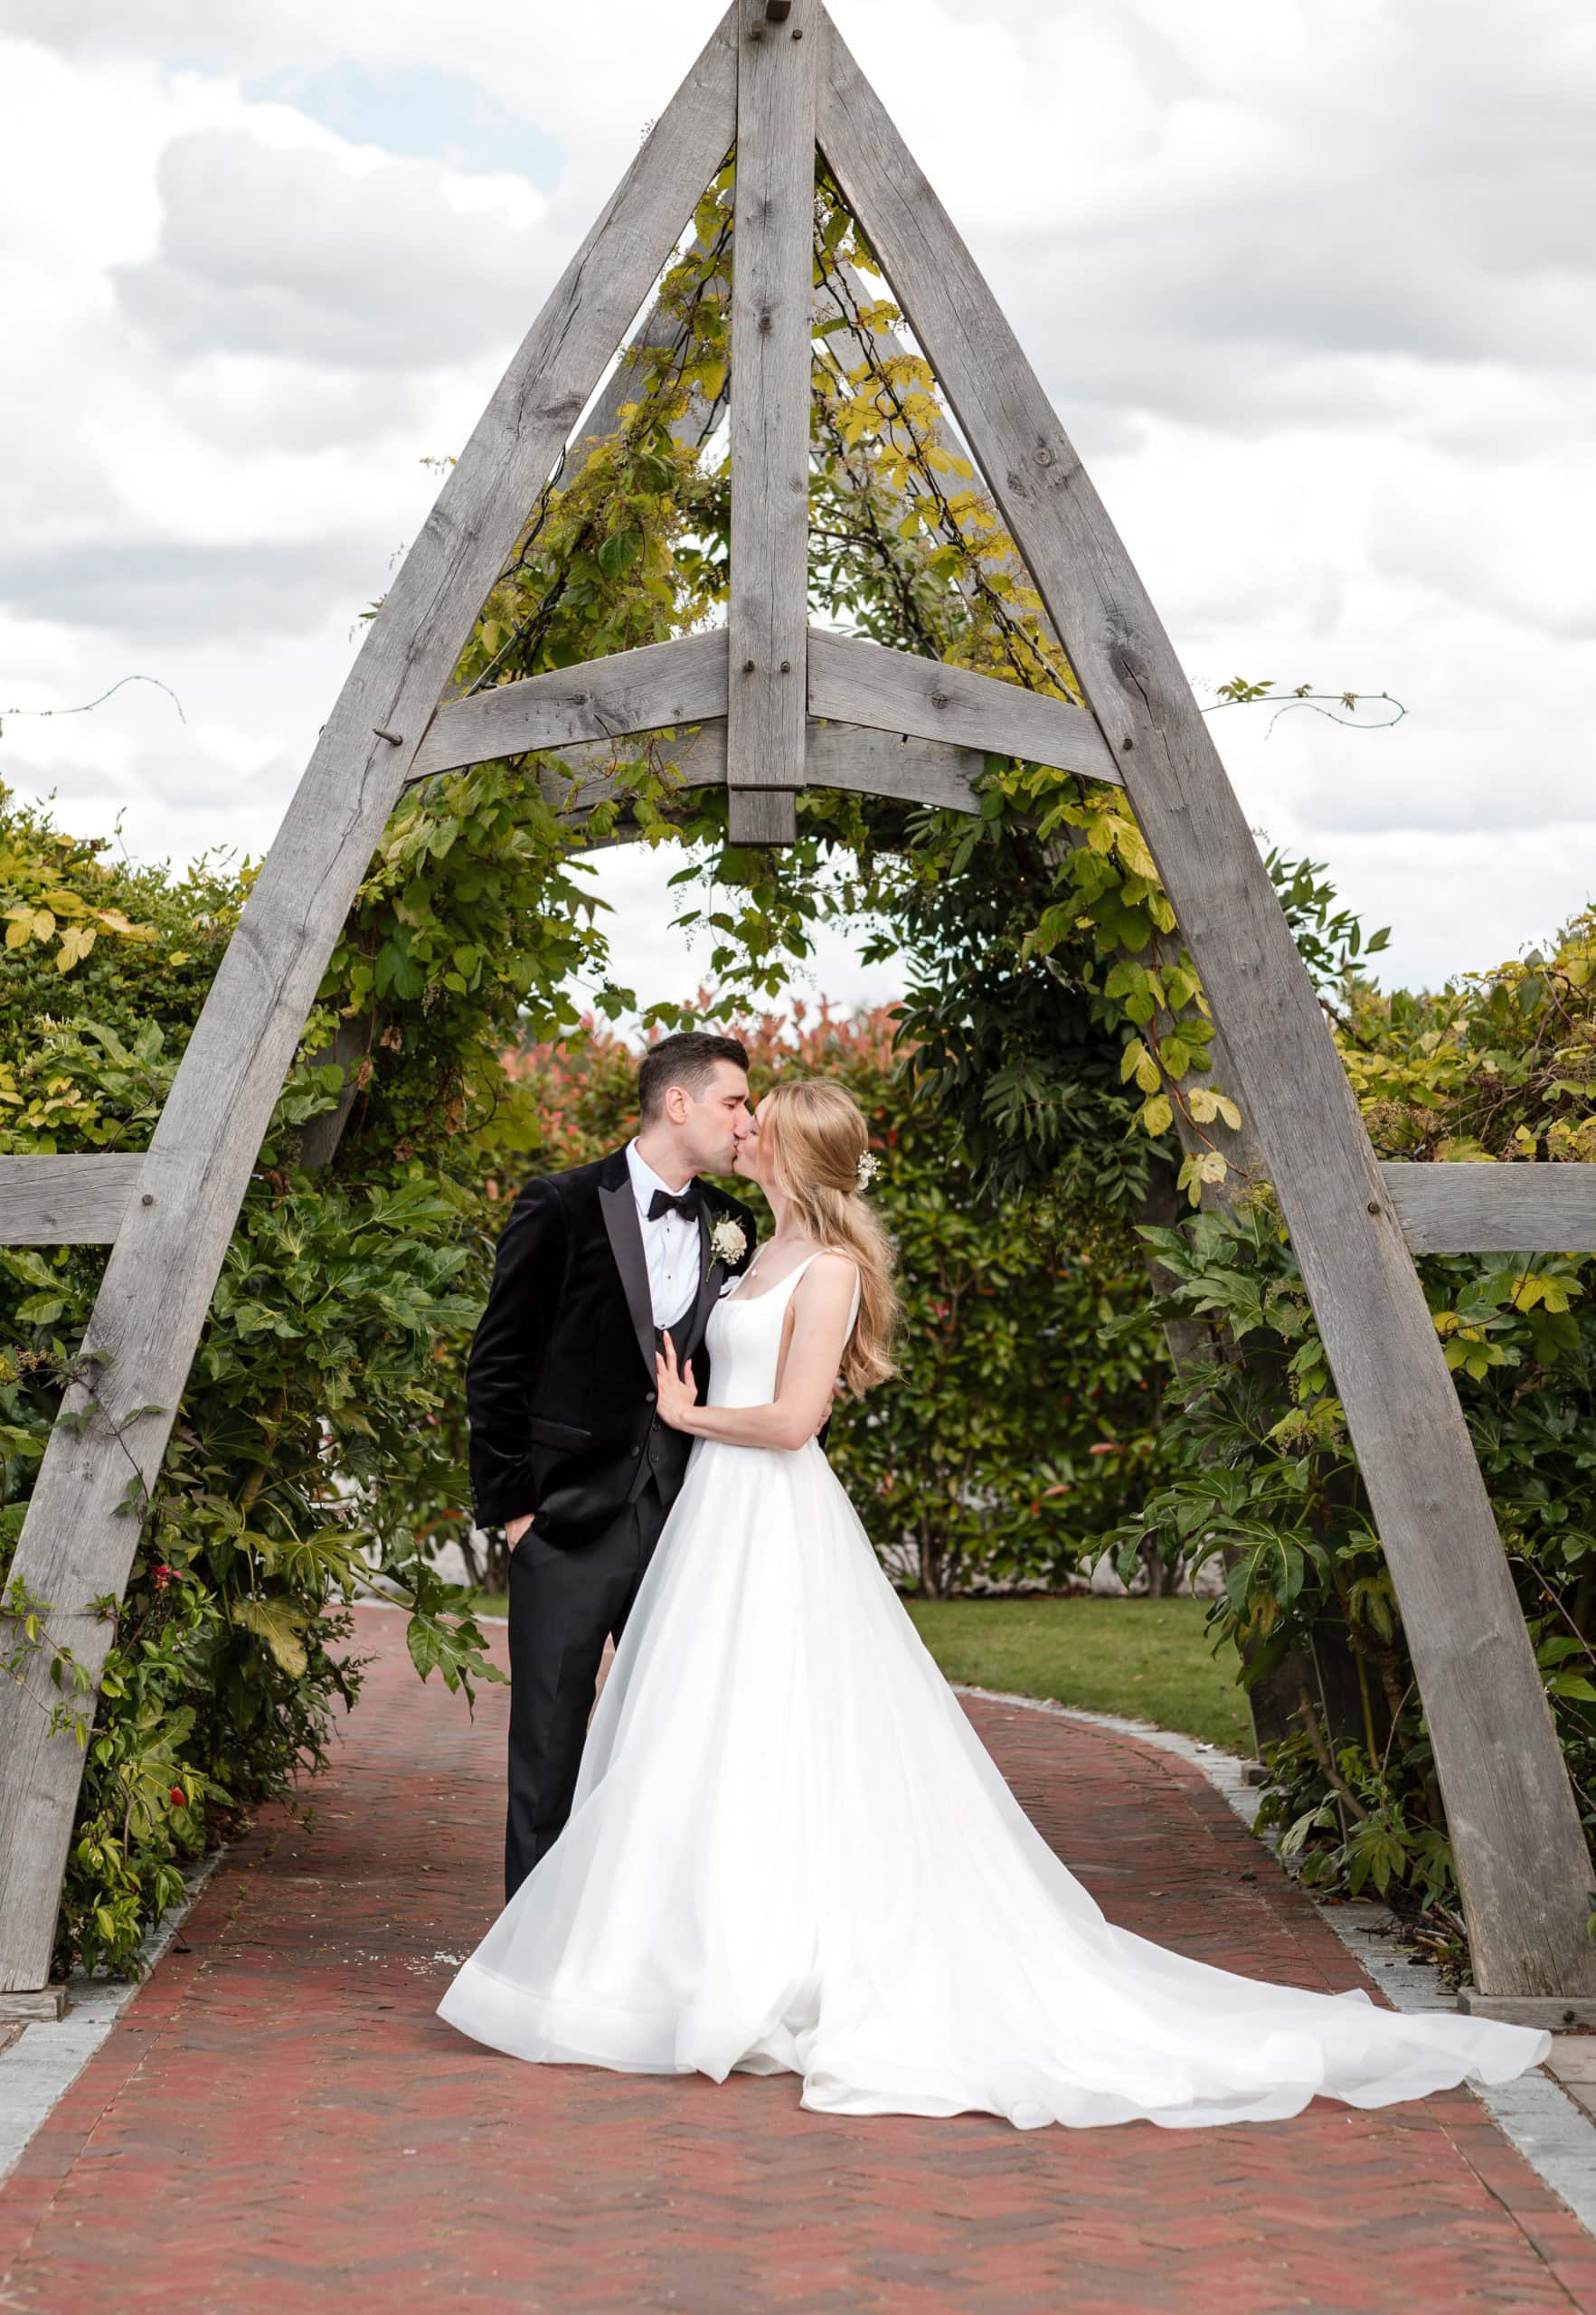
[562,260,722,485]
[817,6,1596,1999]
[0,6,740,1998]
[1381,1162,1596,1254]
[0,1986,68,2022]
[524,714,986,820]
[430,247,723,723]
[0,1156,146,1246]
[410,631,730,781]
[807,628,1119,783]
[297,1014,370,1172]
[724,0,817,846]
[805,720,983,810]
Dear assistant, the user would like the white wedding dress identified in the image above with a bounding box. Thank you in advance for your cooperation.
[437,1250,1553,2129]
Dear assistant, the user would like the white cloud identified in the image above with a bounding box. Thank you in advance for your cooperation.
[0,0,1591,1006]
[114,128,555,371]
[0,536,387,641]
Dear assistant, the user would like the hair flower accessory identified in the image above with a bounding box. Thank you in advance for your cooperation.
[710,1216,749,1264]
[855,1149,880,1189]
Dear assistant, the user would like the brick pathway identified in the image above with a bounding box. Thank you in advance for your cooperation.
[3,1603,1593,2315]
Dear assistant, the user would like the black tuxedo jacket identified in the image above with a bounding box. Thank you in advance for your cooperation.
[465,1144,758,1549]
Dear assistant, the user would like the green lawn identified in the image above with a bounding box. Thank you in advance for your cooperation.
[466,1589,1251,1755]
[902,1597,1251,1753]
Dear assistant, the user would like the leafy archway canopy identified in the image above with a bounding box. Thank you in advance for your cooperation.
[340,161,1250,1224]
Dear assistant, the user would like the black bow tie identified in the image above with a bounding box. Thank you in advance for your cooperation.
[647,1186,701,1224]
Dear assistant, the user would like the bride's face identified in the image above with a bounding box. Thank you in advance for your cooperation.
[733,1098,775,1191]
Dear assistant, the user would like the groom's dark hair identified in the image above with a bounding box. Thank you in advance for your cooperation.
[637,1029,750,1123]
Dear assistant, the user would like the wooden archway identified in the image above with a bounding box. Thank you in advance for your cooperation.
[5,0,1596,2024]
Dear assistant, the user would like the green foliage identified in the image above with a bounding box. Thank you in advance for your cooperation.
[0,779,519,1980]
[1105,900,1596,1951]
[902,1596,1253,1751]
[504,1003,1172,1596]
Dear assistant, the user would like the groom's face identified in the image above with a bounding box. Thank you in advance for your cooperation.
[674,1061,754,1176]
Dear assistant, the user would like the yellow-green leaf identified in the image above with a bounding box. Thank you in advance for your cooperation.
[56,921,96,972]
[232,1597,310,1678]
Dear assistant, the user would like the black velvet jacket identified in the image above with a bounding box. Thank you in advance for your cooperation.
[465,1145,758,1548]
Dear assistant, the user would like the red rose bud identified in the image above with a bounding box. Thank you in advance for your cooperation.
[169,1786,185,1804]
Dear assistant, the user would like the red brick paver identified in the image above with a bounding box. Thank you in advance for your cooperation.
[3,1603,1592,2314]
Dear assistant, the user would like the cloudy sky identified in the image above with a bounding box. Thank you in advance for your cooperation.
[1,0,1592,1015]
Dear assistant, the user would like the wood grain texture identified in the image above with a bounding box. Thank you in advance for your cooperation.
[0,1156,146,1246]
[804,719,983,809]
[724,0,817,844]
[1381,1162,1596,1254]
[808,628,1119,782]
[521,715,985,819]
[817,6,1596,1997]
[562,260,723,487]
[0,8,739,1995]
[297,1014,371,1172]
[411,631,730,780]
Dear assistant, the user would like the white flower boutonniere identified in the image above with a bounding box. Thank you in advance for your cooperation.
[710,1216,749,1265]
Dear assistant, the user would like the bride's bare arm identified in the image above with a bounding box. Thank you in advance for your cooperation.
[655,1253,856,1450]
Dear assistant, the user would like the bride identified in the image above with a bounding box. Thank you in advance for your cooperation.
[437,1078,1552,2129]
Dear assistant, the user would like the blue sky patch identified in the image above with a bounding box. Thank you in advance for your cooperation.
[248,61,564,184]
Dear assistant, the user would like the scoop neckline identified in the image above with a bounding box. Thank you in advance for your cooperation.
[725,1244,841,1306]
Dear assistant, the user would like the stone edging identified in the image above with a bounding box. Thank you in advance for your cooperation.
[0,1843,227,2184]
[950,1681,1596,2236]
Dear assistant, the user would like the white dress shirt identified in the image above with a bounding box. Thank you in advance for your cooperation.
[625,1139,703,1332]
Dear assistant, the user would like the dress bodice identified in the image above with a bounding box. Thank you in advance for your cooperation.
[704,1248,861,1408]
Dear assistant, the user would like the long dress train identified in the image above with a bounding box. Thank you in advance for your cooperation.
[437,1251,1552,2130]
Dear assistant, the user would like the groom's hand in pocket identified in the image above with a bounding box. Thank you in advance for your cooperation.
[505,1511,534,1549]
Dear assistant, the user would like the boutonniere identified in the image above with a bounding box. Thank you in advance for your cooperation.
[709,1216,749,1265]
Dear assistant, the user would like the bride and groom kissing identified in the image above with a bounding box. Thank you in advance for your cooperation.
[461,1027,846,1897]
[438,1025,1551,2131]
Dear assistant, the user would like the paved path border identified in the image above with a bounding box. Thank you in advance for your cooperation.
[0,1847,225,2183]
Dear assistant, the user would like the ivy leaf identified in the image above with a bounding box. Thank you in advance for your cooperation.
[597,531,642,581]
[231,1597,310,1678]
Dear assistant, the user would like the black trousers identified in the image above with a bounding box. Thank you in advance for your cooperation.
[503,1471,675,1904]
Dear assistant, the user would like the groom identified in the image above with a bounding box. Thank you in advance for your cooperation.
[466,1029,760,1901]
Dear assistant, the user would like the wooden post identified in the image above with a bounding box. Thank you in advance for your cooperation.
[817,4,1596,2004]
[725,0,817,846]
[0,6,739,1998]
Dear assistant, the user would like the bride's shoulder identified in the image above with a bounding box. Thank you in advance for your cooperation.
[798,1246,860,1292]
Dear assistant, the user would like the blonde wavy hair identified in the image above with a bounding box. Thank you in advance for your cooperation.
[758,1078,900,1395]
